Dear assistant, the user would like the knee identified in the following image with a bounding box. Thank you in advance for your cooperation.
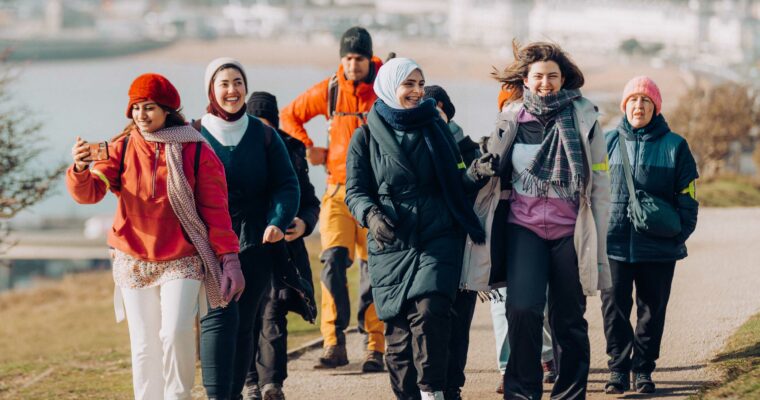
[321,247,350,269]
[160,321,195,346]
[506,303,543,320]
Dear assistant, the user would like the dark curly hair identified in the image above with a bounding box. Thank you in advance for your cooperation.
[492,39,585,102]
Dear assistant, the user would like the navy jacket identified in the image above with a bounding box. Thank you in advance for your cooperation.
[200,115,300,253]
[606,114,699,263]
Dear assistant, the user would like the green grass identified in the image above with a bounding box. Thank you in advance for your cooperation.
[695,313,760,399]
[0,236,361,399]
[698,175,760,207]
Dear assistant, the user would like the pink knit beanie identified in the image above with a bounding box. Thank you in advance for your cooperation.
[620,76,662,115]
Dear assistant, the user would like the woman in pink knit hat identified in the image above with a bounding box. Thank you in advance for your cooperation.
[601,76,699,394]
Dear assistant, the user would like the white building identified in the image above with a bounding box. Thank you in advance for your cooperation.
[448,0,759,65]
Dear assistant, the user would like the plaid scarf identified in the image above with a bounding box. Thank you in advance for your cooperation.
[520,88,584,200]
[141,125,227,310]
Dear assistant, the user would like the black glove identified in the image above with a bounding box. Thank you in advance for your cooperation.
[468,153,499,180]
[367,207,396,250]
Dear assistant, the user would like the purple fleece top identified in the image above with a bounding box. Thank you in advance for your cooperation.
[507,109,579,240]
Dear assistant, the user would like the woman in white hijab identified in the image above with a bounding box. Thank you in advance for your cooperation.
[344,58,497,400]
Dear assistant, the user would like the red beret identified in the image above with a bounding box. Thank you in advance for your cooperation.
[125,73,181,118]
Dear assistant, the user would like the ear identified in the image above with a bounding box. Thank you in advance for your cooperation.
[523,76,529,86]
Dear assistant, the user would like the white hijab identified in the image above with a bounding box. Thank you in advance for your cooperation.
[373,57,423,110]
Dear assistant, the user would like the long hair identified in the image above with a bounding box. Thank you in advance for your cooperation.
[492,39,585,102]
[112,107,187,141]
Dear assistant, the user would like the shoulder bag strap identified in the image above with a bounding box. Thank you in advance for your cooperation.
[617,132,638,206]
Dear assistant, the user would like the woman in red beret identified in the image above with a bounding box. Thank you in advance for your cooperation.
[66,73,244,400]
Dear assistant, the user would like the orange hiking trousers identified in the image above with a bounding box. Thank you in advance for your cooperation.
[319,183,384,352]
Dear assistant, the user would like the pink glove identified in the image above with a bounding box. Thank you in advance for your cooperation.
[220,253,245,303]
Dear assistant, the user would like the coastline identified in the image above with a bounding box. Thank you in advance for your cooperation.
[132,37,690,107]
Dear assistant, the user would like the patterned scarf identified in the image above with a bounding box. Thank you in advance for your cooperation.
[520,88,584,200]
[141,124,227,309]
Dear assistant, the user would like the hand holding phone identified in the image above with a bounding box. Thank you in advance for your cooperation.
[85,142,109,162]
[71,137,109,172]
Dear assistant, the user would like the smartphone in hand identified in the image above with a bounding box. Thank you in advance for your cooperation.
[85,142,109,161]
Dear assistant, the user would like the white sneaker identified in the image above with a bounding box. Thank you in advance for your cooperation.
[420,390,445,400]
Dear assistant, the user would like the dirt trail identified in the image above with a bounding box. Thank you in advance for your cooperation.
[281,208,760,399]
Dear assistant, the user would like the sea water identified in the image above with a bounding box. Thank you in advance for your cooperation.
[9,57,505,224]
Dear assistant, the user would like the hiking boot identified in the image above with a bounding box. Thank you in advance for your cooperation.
[261,383,285,400]
[604,371,630,394]
[361,350,385,373]
[542,360,558,384]
[443,387,462,400]
[633,372,655,394]
[313,344,348,369]
[242,382,262,400]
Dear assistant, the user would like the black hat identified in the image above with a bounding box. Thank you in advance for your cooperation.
[247,91,279,128]
[423,85,456,121]
[340,26,373,59]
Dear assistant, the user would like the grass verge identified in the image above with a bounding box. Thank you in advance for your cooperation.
[0,236,360,399]
[696,312,760,399]
[698,175,760,207]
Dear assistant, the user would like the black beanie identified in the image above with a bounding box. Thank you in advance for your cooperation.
[340,26,373,59]
[423,85,456,121]
[246,91,279,128]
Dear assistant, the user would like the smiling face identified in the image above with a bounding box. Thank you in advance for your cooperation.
[625,94,655,129]
[132,100,168,133]
[523,60,565,96]
[395,69,425,109]
[213,67,246,114]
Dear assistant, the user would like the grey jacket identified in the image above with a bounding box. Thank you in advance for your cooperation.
[461,98,612,296]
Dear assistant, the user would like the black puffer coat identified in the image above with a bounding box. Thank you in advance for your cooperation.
[345,106,483,320]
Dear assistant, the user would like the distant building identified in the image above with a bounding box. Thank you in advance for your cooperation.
[449,0,533,47]
[447,0,759,66]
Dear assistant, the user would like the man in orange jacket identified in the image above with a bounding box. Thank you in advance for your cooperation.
[280,26,385,372]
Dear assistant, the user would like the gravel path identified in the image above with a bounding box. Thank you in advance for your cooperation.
[282,208,760,399]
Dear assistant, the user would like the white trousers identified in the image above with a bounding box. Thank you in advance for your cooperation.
[121,279,200,400]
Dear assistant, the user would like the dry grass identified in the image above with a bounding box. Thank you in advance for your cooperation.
[0,236,359,399]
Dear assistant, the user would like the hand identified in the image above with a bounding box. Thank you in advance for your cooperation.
[367,207,395,250]
[436,106,449,123]
[71,136,92,172]
[306,146,328,165]
[220,253,245,302]
[469,153,499,180]
[262,225,285,243]
[285,217,306,242]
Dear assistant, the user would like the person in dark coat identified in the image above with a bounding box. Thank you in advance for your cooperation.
[242,91,320,400]
[422,84,480,400]
[345,58,496,400]
[196,58,300,400]
[602,76,699,395]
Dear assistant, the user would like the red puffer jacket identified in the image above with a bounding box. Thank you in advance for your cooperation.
[66,127,240,261]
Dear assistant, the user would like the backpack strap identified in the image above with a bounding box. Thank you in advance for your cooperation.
[326,73,339,121]
[118,135,130,189]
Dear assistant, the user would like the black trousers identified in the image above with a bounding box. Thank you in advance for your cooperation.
[246,284,289,388]
[385,294,453,399]
[503,224,589,400]
[446,290,477,390]
[601,259,676,374]
[200,245,274,399]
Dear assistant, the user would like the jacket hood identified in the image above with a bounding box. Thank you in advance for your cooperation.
[618,113,670,142]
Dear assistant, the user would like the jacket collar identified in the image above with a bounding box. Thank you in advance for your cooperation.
[366,106,416,178]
